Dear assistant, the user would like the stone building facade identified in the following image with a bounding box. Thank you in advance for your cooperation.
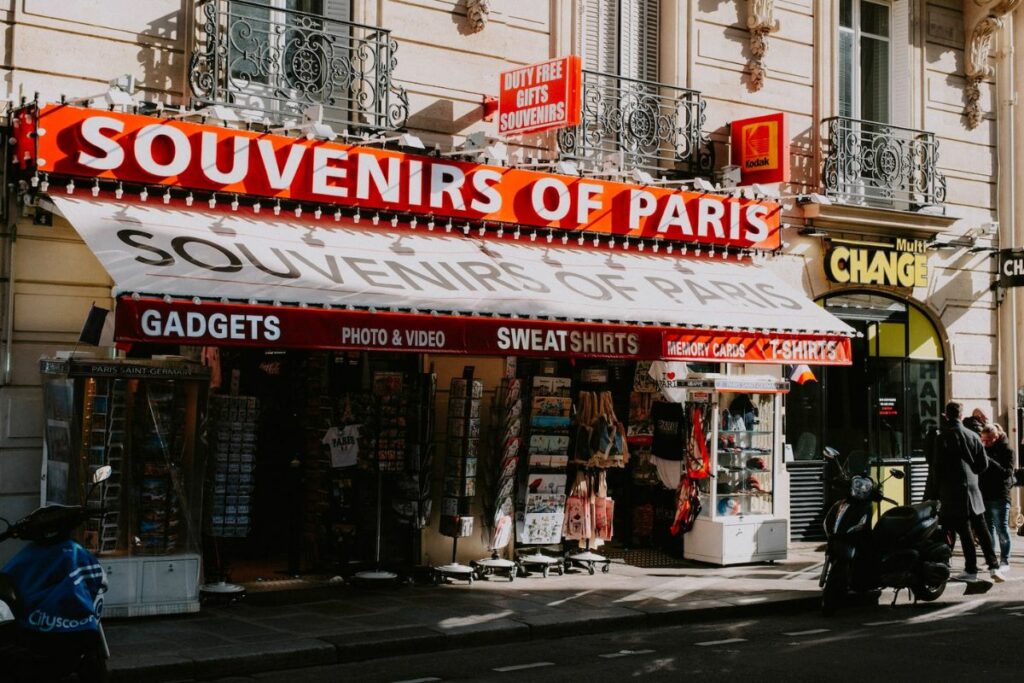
[0,0,1014,559]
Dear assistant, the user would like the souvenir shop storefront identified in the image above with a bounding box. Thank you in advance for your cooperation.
[20,103,854,616]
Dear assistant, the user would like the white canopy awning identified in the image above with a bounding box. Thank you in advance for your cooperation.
[49,196,854,338]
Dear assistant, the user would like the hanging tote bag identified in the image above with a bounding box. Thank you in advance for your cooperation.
[593,471,615,540]
[563,471,592,540]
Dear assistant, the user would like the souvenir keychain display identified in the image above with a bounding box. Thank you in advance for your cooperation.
[515,372,572,577]
[433,367,482,585]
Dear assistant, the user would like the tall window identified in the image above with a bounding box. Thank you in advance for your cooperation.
[838,0,891,123]
[579,0,659,81]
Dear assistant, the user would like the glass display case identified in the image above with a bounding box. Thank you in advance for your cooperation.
[683,375,789,566]
[40,357,209,617]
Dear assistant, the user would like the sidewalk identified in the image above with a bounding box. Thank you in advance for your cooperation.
[108,543,826,682]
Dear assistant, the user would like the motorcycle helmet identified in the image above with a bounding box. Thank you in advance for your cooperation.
[717,497,742,516]
[716,481,733,495]
[746,475,764,492]
[746,456,767,470]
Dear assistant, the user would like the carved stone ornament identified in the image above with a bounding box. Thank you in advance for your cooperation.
[963,0,1022,128]
[466,0,491,33]
[746,0,780,91]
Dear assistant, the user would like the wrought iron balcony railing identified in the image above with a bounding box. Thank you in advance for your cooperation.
[556,70,714,178]
[189,0,408,132]
[822,117,946,211]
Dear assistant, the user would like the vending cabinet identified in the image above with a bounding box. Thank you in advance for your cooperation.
[683,375,789,566]
[40,357,209,617]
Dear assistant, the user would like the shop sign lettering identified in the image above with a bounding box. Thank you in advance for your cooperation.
[495,326,640,355]
[998,248,1024,288]
[498,56,581,135]
[116,298,853,365]
[825,239,928,288]
[25,105,781,249]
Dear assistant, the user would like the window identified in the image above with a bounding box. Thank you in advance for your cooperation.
[839,0,890,123]
[837,0,912,126]
[579,0,659,80]
[226,0,352,120]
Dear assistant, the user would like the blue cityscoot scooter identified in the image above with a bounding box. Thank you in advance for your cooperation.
[819,448,951,616]
[0,465,112,682]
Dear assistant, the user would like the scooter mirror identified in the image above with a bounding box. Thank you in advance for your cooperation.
[92,465,113,485]
[822,447,839,460]
[889,469,905,480]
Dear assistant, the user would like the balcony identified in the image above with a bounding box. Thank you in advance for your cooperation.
[189,0,408,133]
[556,70,714,179]
[821,117,946,213]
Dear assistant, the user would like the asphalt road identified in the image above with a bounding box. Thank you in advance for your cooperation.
[209,579,1024,683]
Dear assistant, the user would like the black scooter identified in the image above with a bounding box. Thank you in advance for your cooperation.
[820,448,951,615]
[0,465,112,682]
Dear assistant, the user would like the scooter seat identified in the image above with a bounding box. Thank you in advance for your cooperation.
[874,502,938,545]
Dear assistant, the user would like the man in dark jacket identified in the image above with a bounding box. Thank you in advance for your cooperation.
[980,424,1014,570]
[924,401,1005,582]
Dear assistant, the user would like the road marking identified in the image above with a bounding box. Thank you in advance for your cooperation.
[548,589,594,607]
[1001,605,1024,610]
[863,619,903,626]
[695,638,747,647]
[783,628,830,636]
[392,678,441,683]
[734,597,767,604]
[598,649,656,659]
[493,662,554,673]
[905,598,984,624]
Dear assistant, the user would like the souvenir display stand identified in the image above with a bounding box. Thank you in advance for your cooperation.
[683,375,789,566]
[39,357,209,617]
[200,394,259,600]
[472,366,520,582]
[433,368,482,585]
[355,371,408,583]
[514,372,572,578]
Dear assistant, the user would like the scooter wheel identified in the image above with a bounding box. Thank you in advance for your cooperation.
[911,580,946,602]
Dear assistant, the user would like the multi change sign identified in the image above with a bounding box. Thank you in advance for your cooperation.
[825,238,929,288]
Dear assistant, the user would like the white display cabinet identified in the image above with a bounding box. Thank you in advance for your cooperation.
[683,375,789,566]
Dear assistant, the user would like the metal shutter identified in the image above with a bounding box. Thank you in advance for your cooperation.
[787,461,828,542]
[620,0,659,82]
[890,0,910,127]
[580,0,619,74]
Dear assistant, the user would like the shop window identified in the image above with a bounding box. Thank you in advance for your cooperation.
[787,291,944,463]
[908,306,943,360]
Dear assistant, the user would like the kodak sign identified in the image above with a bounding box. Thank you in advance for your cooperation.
[731,112,789,185]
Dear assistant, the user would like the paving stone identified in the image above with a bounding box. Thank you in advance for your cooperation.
[513,606,647,637]
[188,638,336,680]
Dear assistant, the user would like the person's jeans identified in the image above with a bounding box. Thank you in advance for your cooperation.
[984,499,1011,565]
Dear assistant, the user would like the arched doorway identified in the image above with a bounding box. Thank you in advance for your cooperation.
[786,291,946,540]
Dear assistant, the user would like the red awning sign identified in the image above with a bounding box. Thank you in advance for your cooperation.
[22,104,781,250]
[116,297,852,365]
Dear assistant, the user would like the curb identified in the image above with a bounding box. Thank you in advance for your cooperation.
[109,591,820,682]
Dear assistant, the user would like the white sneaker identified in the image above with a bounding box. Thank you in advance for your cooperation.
[1000,562,1011,574]
[991,568,1006,583]
[953,571,979,582]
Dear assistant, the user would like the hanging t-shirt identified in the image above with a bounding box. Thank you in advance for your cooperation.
[651,402,686,461]
[648,360,689,403]
[322,424,361,468]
